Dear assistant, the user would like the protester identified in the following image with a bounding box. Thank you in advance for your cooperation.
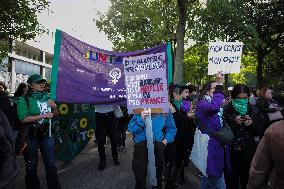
[95,104,121,170]
[249,89,259,105]
[0,109,18,189]
[128,109,176,189]
[247,120,284,189]
[17,74,61,189]
[256,87,283,131]
[223,84,260,189]
[195,72,227,189]
[0,81,14,127]
[14,83,28,98]
[164,84,194,188]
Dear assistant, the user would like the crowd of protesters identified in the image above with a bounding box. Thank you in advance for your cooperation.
[1,72,284,189]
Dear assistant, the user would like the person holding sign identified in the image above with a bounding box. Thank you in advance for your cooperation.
[194,72,227,189]
[128,109,176,189]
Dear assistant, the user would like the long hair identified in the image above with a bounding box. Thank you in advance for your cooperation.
[231,84,250,99]
[14,83,28,97]
[198,81,216,101]
[258,87,270,99]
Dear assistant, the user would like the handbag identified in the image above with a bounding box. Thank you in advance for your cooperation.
[268,103,283,121]
[211,119,234,146]
[196,114,233,146]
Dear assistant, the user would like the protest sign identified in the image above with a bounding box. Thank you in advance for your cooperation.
[123,53,169,114]
[51,30,172,104]
[208,42,243,75]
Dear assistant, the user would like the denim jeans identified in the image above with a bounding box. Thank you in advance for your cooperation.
[23,136,61,189]
[199,174,226,189]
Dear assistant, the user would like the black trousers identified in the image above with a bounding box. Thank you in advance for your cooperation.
[225,141,257,189]
[95,112,118,161]
[115,118,127,147]
[132,141,165,189]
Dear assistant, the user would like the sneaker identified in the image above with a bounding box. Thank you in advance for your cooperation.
[98,161,106,170]
[113,158,120,165]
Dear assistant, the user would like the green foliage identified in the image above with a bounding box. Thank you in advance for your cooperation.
[0,0,49,61]
[184,44,213,85]
[189,0,284,86]
[230,53,257,87]
[96,0,178,51]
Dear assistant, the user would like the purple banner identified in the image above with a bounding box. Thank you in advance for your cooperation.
[53,31,168,105]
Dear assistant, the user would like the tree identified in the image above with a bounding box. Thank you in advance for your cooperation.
[189,0,284,87]
[184,44,212,85]
[96,0,197,84]
[0,0,49,62]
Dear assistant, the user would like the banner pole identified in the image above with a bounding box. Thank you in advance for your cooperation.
[167,42,173,85]
[50,29,62,100]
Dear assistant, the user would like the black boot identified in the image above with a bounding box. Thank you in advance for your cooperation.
[98,160,106,170]
[46,170,61,189]
[113,157,120,165]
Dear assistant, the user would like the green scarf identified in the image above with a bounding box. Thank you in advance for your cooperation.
[232,98,248,115]
[30,92,49,102]
[173,98,182,110]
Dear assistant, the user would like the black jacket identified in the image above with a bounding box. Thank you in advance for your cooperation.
[0,91,14,127]
[256,97,283,128]
[223,102,263,140]
[0,110,18,189]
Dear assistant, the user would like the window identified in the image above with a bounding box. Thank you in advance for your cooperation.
[15,59,40,75]
[45,67,52,79]
[0,57,8,71]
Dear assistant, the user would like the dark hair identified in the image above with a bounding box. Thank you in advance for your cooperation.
[231,84,250,99]
[198,81,216,101]
[14,83,28,97]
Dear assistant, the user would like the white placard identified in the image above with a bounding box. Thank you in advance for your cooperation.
[208,42,244,75]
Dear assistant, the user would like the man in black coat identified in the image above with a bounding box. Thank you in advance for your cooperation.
[0,109,18,189]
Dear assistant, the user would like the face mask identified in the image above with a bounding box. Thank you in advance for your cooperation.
[232,98,248,115]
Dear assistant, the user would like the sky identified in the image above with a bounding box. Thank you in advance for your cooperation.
[28,0,113,54]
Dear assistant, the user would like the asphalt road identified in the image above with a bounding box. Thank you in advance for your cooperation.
[15,135,200,189]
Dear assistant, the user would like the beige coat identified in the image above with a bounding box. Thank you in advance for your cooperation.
[247,120,284,189]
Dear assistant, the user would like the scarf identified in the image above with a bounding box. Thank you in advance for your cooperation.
[232,98,248,115]
[30,92,49,102]
[173,98,182,111]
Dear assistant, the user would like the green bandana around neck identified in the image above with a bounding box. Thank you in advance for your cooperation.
[232,98,248,115]
[30,92,49,102]
[173,98,182,110]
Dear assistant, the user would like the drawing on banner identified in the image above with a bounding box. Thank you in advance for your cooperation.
[208,42,244,75]
[109,68,122,84]
[123,53,169,114]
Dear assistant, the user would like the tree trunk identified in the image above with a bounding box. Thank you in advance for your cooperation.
[256,50,264,88]
[173,0,188,85]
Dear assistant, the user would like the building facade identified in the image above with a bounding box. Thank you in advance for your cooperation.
[0,41,53,93]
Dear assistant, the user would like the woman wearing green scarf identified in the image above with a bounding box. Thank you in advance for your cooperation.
[17,74,61,189]
[223,84,260,189]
